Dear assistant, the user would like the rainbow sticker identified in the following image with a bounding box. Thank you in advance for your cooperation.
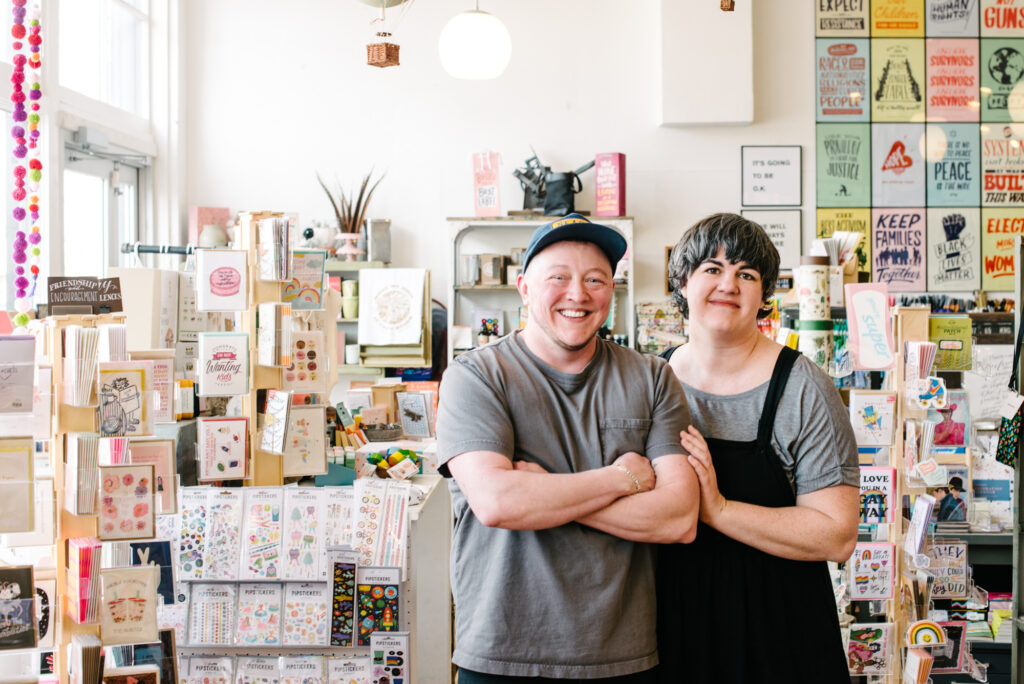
[906,620,945,646]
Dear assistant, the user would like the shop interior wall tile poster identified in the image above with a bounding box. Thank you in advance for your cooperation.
[814,2,1024,291]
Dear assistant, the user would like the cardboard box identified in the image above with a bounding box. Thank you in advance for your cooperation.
[107,267,179,349]
[479,254,507,285]
[371,382,407,423]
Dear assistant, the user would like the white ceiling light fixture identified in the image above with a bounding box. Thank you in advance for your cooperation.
[438,1,511,80]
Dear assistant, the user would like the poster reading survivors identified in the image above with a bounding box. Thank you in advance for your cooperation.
[872,208,927,291]
[927,123,981,206]
[981,208,1024,290]
[872,123,926,206]
[926,39,980,121]
[817,124,871,206]
[982,123,1024,206]
[816,0,869,37]
[817,39,870,122]
[927,0,980,36]
[872,0,926,36]
[981,0,1024,37]
[817,208,872,274]
[872,39,927,121]
[980,38,1024,122]
[927,207,981,291]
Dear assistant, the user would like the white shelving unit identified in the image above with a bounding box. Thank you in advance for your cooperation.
[446,216,636,362]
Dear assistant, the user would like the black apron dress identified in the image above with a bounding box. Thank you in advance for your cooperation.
[656,346,850,683]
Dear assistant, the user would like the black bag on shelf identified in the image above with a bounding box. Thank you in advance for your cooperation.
[542,171,583,216]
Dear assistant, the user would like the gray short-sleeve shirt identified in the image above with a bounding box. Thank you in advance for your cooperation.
[437,332,690,678]
[678,353,859,495]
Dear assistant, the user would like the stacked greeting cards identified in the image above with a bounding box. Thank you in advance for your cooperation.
[197,333,249,397]
[257,303,292,367]
[63,325,99,406]
[260,390,291,455]
[0,435,34,533]
[127,541,176,607]
[68,537,102,624]
[282,249,326,310]
[847,623,892,675]
[196,249,248,312]
[197,417,249,482]
[97,323,128,363]
[0,565,37,650]
[97,361,154,437]
[98,464,156,541]
[127,439,177,515]
[100,566,159,645]
[926,388,970,448]
[848,391,897,446]
[848,542,895,601]
[65,433,100,515]
[283,330,326,392]
[282,405,327,477]
[858,466,896,525]
[0,335,35,413]
[257,216,291,282]
[127,350,175,424]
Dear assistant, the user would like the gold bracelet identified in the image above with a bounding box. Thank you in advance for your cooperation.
[613,464,643,493]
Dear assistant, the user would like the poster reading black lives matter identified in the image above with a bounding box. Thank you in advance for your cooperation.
[872,39,927,121]
[872,123,926,207]
[872,208,926,291]
[817,123,871,206]
[927,207,980,291]
[927,0,979,37]
[817,39,870,122]
[982,123,1024,206]
[816,0,869,37]
[980,38,1024,122]
[927,123,981,206]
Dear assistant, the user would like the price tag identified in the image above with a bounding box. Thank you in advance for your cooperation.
[998,390,1024,420]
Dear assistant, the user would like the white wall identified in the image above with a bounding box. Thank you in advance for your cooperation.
[184,0,816,303]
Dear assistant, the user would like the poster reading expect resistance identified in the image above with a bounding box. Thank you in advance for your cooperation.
[817,39,870,122]
[816,0,870,37]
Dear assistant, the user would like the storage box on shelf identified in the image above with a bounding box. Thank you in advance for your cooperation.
[446,216,635,362]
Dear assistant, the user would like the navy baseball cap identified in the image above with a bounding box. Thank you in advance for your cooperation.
[521,213,627,272]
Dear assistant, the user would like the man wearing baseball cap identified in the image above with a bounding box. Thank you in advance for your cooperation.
[437,213,699,682]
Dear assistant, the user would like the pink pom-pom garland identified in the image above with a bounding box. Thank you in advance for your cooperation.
[9,0,40,330]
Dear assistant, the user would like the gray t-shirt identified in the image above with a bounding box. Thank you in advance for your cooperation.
[437,332,690,678]
[677,353,859,495]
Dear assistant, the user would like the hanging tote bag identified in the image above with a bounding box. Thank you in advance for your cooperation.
[995,316,1024,469]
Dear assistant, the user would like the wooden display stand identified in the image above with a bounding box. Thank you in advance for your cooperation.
[44,312,126,684]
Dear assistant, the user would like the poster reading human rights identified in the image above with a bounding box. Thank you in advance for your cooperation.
[927,0,979,36]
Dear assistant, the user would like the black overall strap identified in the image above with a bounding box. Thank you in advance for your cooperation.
[1010,312,1024,391]
[755,346,801,449]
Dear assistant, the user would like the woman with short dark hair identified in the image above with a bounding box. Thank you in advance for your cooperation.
[657,213,859,683]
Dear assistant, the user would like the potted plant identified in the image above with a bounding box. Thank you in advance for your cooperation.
[316,171,385,260]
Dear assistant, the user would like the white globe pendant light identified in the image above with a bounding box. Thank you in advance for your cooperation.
[438,2,511,80]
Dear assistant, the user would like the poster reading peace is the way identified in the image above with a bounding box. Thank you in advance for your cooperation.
[871,0,925,37]
[818,208,872,274]
[816,0,870,37]
[872,209,926,291]
[926,207,981,291]
[981,207,1024,290]
[926,39,980,121]
[982,123,1024,206]
[927,0,979,36]
[980,38,1024,122]
[872,123,926,207]
[981,0,1024,37]
[872,39,927,121]
[927,123,981,206]
[817,39,870,122]
[817,124,871,206]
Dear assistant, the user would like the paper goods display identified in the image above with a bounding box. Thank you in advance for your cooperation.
[197,333,249,396]
[0,436,33,533]
[0,335,34,413]
[100,566,159,645]
[195,249,248,312]
[357,268,425,346]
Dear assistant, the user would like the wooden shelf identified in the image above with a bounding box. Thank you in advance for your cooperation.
[338,317,359,323]
[325,260,384,273]
[337,364,386,375]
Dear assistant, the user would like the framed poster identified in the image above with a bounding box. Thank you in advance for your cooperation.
[926,208,981,291]
[982,0,1024,36]
[816,1,869,37]
[871,0,925,37]
[741,210,802,270]
[741,146,802,206]
[817,208,872,274]
[980,38,1024,122]
[872,123,926,207]
[872,208,926,291]
[871,39,926,122]
[981,207,1024,290]
[927,123,981,207]
[816,124,871,207]
[926,39,980,122]
[816,39,870,122]
[982,123,1024,207]
[927,0,979,36]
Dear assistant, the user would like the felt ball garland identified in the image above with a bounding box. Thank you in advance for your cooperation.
[10,0,41,330]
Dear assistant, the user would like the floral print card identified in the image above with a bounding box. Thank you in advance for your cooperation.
[98,464,156,541]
